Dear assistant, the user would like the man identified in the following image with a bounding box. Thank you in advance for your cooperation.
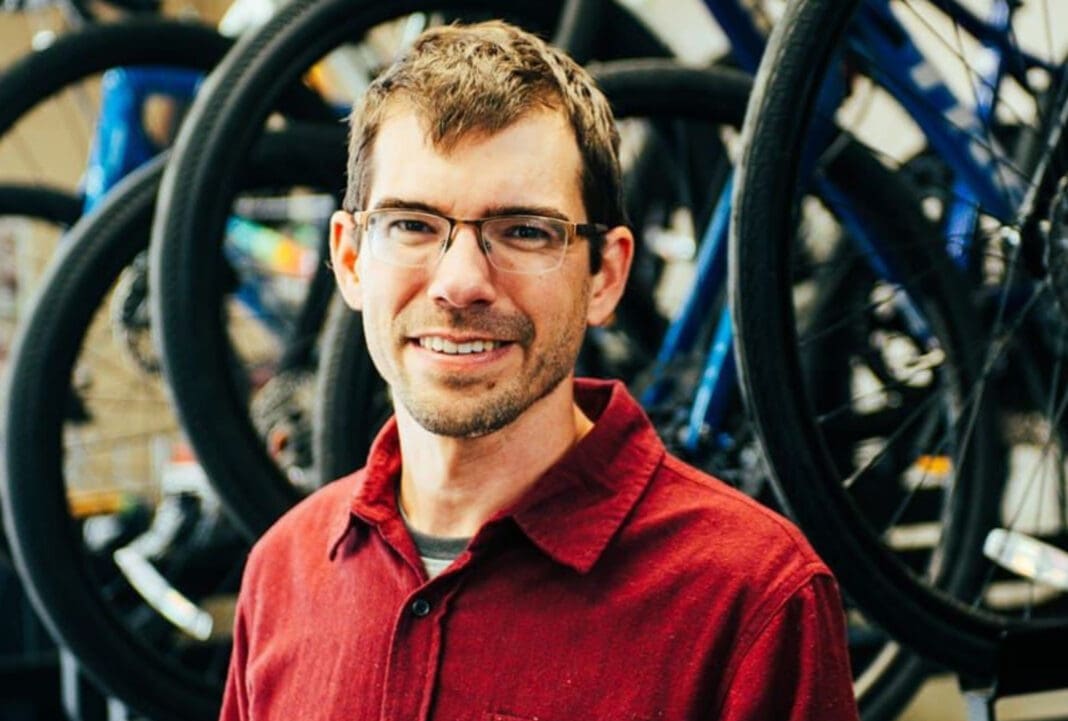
[221,20,859,721]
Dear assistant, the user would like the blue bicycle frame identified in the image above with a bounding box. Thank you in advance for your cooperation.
[82,66,201,213]
[642,0,1061,457]
[634,1,762,455]
[84,65,316,337]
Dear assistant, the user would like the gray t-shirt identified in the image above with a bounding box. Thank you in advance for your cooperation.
[399,506,470,578]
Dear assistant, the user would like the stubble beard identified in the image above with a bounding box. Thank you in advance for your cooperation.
[390,295,588,438]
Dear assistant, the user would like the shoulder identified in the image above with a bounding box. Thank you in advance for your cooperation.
[622,452,832,604]
[242,471,361,587]
[668,454,818,554]
[599,450,849,701]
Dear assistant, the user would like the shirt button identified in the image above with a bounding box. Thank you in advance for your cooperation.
[410,598,431,617]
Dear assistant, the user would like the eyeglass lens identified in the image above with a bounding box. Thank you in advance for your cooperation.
[364,209,569,273]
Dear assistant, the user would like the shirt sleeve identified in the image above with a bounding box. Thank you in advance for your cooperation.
[718,572,859,721]
[219,595,251,721]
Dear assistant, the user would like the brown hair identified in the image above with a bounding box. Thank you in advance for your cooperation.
[343,20,624,271]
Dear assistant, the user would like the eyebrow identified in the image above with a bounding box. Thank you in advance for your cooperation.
[372,197,571,222]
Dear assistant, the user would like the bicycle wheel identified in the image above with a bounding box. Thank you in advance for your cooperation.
[312,296,388,484]
[0,18,230,132]
[0,18,232,187]
[0,184,81,224]
[1,125,344,721]
[0,19,248,362]
[0,184,81,330]
[0,22,233,569]
[150,0,674,541]
[0,183,81,567]
[732,0,1068,683]
[312,58,947,720]
[2,154,233,721]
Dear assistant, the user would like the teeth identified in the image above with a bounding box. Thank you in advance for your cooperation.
[419,337,499,355]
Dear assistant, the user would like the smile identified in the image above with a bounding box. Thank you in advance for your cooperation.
[417,336,504,355]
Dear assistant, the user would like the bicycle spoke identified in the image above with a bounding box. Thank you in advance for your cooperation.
[902,0,1046,136]
[798,269,951,350]
[79,395,171,406]
[10,127,48,180]
[817,124,1034,225]
[1003,369,1068,534]
[948,16,1021,208]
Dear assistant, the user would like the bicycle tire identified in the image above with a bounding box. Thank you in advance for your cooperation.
[0,184,82,224]
[2,153,223,721]
[149,0,673,542]
[313,58,934,721]
[0,125,346,721]
[0,183,81,569]
[0,16,333,191]
[551,0,603,65]
[312,296,387,485]
[729,0,1041,681]
[0,18,232,138]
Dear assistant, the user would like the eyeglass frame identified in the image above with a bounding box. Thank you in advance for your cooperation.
[347,208,610,275]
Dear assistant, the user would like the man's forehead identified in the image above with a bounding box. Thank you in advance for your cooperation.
[367,103,584,211]
[374,99,572,155]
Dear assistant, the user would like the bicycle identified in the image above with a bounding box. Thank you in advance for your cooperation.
[0,6,343,715]
[1,120,348,721]
[730,0,1068,714]
[143,0,1013,717]
[0,5,706,716]
[5,0,1003,717]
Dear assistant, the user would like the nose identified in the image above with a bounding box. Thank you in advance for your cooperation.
[426,223,498,308]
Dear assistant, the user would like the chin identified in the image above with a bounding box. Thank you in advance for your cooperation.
[404,390,526,438]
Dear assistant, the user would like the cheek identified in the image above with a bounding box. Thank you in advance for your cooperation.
[524,273,589,338]
[355,280,398,365]
[359,302,410,392]
[359,305,388,370]
[356,272,421,362]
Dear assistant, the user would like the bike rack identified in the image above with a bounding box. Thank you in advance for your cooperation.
[959,624,1068,721]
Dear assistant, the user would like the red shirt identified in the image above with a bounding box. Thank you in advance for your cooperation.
[221,379,859,721]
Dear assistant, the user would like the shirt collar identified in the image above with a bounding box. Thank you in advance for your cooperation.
[326,418,402,559]
[328,378,665,573]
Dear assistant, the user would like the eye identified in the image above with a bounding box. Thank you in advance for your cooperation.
[390,217,437,234]
[506,223,551,240]
[492,218,560,248]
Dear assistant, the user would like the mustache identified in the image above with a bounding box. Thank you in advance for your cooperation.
[399,306,535,344]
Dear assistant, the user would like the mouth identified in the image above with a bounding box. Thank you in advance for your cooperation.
[415,336,511,356]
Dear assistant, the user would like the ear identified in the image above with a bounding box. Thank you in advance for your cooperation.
[586,225,634,327]
[329,210,363,311]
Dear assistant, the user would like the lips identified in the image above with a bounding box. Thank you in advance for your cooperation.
[400,308,535,357]
[417,336,504,355]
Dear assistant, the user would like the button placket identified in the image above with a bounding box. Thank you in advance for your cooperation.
[380,591,444,721]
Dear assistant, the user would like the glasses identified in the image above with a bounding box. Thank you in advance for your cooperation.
[350,208,608,274]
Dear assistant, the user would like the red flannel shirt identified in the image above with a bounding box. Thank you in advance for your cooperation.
[221,378,859,721]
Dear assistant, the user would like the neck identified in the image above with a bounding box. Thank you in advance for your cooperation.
[396,378,593,538]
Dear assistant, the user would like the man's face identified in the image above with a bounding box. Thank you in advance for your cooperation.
[331,106,624,438]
